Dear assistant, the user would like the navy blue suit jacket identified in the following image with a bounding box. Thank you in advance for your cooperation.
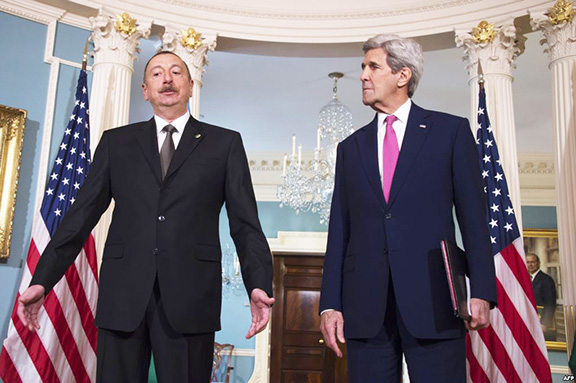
[319,103,497,340]
[532,271,556,328]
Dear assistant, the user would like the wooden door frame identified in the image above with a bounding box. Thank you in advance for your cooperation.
[248,231,327,383]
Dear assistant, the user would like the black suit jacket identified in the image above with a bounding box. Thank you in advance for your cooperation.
[31,117,273,334]
[532,271,556,328]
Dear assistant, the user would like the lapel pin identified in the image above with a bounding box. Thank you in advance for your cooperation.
[195,134,201,139]
[419,124,427,129]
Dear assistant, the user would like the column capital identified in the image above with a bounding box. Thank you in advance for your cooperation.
[89,10,151,71]
[161,27,217,87]
[455,21,525,83]
[531,4,576,64]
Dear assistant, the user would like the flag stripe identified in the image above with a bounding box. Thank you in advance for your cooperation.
[495,279,551,383]
[64,262,97,351]
[12,306,61,383]
[477,326,521,383]
[43,292,91,383]
[0,343,24,383]
[500,243,537,309]
[465,334,490,383]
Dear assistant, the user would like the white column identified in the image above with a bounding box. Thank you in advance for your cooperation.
[531,7,576,360]
[89,11,151,260]
[456,21,525,231]
[161,27,217,119]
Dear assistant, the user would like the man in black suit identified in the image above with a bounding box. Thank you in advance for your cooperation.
[526,253,557,336]
[17,51,274,383]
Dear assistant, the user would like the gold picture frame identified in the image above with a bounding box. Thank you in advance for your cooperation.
[0,105,27,259]
[523,228,566,351]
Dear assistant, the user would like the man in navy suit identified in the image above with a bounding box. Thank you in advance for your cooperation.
[526,253,557,337]
[319,34,497,383]
[17,51,274,383]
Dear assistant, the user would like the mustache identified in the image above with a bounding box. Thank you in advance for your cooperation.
[160,85,178,93]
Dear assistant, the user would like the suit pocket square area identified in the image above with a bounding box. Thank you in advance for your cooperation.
[194,244,221,262]
[102,244,126,260]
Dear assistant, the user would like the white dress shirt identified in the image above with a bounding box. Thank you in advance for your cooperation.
[154,112,190,151]
[377,99,412,179]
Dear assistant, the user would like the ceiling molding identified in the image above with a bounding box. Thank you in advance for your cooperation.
[10,0,552,44]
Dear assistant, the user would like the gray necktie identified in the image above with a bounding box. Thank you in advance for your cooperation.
[160,124,176,179]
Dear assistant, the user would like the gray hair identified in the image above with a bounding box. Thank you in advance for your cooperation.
[363,34,424,97]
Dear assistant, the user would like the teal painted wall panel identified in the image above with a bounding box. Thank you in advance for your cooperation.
[54,22,91,63]
[522,206,558,230]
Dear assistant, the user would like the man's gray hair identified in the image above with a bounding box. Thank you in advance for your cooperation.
[363,34,424,97]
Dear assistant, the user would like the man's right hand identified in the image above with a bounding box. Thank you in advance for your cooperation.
[320,310,345,358]
[17,285,46,332]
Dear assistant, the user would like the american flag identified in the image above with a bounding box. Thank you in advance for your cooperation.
[0,70,99,383]
[466,87,552,383]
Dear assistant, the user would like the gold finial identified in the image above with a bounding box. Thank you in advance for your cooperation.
[82,38,89,71]
[180,28,203,50]
[477,61,485,90]
[472,21,497,44]
[114,13,138,36]
[548,0,574,25]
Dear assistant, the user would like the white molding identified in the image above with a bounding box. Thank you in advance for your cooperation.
[268,231,327,253]
[550,365,571,375]
[218,348,255,357]
[0,0,65,25]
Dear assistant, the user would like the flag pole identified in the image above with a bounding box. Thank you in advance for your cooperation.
[477,60,485,90]
[82,38,89,71]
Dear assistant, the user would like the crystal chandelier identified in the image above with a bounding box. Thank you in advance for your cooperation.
[221,244,245,299]
[277,72,355,224]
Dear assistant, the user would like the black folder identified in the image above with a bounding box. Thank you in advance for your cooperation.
[440,239,471,321]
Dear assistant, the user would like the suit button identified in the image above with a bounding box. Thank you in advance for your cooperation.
[152,248,158,255]
[158,215,165,222]
[385,213,392,220]
[383,248,389,254]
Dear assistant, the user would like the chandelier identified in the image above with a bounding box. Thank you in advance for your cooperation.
[221,244,245,299]
[277,72,355,224]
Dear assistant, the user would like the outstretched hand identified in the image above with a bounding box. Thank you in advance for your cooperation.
[246,288,275,339]
[17,285,46,332]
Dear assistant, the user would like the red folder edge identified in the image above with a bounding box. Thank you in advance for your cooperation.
[441,240,459,314]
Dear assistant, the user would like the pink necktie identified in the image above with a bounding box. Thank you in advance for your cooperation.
[382,115,399,202]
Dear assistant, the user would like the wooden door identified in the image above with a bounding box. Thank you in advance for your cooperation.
[270,253,347,383]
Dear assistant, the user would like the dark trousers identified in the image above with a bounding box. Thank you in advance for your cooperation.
[346,281,465,383]
[96,281,214,383]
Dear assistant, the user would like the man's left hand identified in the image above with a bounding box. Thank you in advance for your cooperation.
[246,288,275,339]
[466,298,490,331]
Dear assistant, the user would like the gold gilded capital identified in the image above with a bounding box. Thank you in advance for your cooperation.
[547,0,574,25]
[114,13,138,36]
[472,21,497,44]
[180,28,203,50]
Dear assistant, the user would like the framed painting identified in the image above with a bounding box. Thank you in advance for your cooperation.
[0,104,26,259]
[523,228,566,351]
